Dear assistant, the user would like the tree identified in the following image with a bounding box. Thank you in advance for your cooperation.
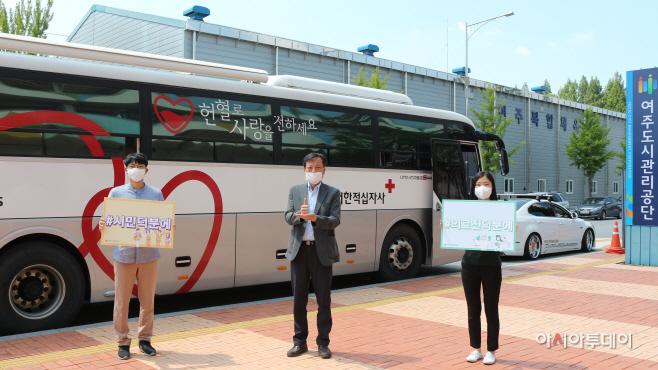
[614,134,626,175]
[558,78,578,102]
[543,79,552,95]
[0,0,53,38]
[577,76,589,103]
[565,108,615,197]
[522,82,529,91]
[469,85,525,173]
[352,66,390,90]
[602,72,626,113]
[585,76,603,107]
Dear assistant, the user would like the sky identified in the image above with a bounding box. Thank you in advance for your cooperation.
[45,0,658,91]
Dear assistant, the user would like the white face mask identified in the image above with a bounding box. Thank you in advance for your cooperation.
[305,171,323,185]
[127,168,146,182]
[474,185,492,200]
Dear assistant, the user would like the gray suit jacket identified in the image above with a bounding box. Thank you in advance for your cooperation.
[284,182,341,266]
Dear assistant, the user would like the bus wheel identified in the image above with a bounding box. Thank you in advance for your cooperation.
[0,242,85,335]
[378,224,422,282]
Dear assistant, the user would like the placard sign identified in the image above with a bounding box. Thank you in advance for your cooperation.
[441,200,516,252]
[626,68,658,225]
[101,198,176,248]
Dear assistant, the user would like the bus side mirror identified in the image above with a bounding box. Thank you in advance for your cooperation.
[498,148,509,176]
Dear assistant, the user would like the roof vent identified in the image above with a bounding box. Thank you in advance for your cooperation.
[184,6,210,21]
[531,86,547,95]
[357,44,379,56]
[452,67,471,76]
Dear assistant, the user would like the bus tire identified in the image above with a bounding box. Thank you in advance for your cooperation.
[0,241,85,335]
[377,224,423,282]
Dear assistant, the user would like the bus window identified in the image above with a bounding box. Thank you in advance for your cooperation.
[432,142,468,200]
[215,142,273,164]
[151,139,214,162]
[378,117,443,170]
[44,134,130,158]
[151,92,273,164]
[0,132,42,156]
[281,106,372,168]
[0,76,140,158]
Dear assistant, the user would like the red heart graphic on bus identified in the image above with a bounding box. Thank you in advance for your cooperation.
[80,160,223,296]
[153,95,195,134]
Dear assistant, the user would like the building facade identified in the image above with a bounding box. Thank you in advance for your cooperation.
[68,5,627,206]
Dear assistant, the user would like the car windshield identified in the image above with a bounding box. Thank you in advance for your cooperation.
[584,198,605,204]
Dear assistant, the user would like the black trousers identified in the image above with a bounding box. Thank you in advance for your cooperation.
[291,243,333,346]
[461,263,502,352]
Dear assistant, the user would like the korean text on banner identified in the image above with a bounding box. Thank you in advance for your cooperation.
[101,197,176,248]
[441,200,516,252]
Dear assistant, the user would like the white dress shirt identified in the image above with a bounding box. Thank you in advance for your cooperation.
[302,182,321,241]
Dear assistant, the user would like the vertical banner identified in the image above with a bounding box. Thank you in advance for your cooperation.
[627,68,658,226]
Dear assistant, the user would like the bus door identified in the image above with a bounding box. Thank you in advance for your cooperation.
[430,139,481,265]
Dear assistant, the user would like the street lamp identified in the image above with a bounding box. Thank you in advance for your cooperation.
[464,11,514,118]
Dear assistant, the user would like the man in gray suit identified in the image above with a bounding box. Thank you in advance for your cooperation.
[284,152,341,359]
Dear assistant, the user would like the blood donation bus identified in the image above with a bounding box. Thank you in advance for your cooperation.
[0,34,510,334]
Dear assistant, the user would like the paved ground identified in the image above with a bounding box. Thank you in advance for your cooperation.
[2,244,653,369]
[67,219,622,328]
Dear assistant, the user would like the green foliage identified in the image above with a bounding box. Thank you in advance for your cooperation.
[558,78,578,101]
[543,79,552,95]
[556,72,626,113]
[565,108,616,197]
[603,72,626,113]
[352,66,390,90]
[521,82,529,91]
[585,76,602,106]
[469,85,525,173]
[615,134,626,175]
[577,76,589,103]
[0,0,53,38]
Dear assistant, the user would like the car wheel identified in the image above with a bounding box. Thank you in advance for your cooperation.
[617,210,622,219]
[600,211,606,220]
[523,233,542,260]
[0,242,86,335]
[378,224,423,282]
[581,229,594,252]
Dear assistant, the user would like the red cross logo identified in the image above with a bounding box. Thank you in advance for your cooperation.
[385,179,396,193]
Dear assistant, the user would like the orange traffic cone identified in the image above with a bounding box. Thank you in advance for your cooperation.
[606,221,624,254]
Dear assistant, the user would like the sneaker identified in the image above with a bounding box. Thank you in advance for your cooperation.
[118,345,130,360]
[483,351,496,365]
[466,350,483,363]
[139,341,157,356]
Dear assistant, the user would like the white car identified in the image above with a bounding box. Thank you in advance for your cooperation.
[519,192,570,209]
[502,199,595,259]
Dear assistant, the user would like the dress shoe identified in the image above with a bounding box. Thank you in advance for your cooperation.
[286,343,308,357]
[318,345,332,359]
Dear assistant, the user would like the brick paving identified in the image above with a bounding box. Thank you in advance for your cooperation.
[3,251,657,370]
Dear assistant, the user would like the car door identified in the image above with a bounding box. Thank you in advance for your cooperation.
[549,204,580,248]
[610,197,622,216]
[527,202,559,249]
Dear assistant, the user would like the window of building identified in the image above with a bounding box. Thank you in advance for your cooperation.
[591,180,598,194]
[505,178,514,193]
[0,76,140,158]
[613,181,620,194]
[537,179,546,192]
[378,117,444,170]
[566,180,574,194]
[151,92,274,164]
